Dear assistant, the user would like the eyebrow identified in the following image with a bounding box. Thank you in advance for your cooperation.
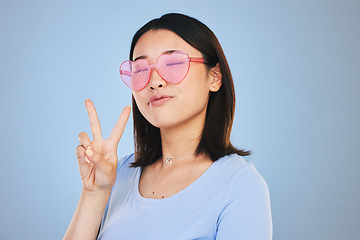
[133,50,177,62]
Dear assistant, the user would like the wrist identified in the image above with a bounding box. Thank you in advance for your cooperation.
[82,188,112,201]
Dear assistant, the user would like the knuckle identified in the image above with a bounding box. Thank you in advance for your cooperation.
[76,154,82,161]
[76,145,84,154]
[103,162,115,175]
[107,163,115,172]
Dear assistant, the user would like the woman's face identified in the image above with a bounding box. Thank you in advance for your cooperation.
[132,29,217,130]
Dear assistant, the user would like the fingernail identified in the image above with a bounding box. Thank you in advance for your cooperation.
[78,136,81,143]
[86,147,93,157]
[85,156,90,163]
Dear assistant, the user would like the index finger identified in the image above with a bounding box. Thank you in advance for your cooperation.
[85,99,103,140]
[108,106,131,144]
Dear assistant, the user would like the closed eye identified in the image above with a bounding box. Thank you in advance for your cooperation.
[134,68,149,74]
[166,61,186,66]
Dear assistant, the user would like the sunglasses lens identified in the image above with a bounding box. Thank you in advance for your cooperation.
[120,51,191,91]
[159,51,189,84]
[120,61,132,88]
[120,60,150,91]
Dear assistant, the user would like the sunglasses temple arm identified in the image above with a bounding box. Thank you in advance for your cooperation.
[188,57,207,63]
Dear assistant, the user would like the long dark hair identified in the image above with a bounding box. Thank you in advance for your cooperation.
[129,13,250,168]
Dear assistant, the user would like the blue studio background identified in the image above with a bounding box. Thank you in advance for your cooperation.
[1,0,359,239]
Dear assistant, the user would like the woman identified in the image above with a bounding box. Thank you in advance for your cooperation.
[64,13,272,239]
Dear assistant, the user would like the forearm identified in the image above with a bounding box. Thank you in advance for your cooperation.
[64,188,111,240]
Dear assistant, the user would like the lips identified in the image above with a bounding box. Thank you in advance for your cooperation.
[148,94,173,106]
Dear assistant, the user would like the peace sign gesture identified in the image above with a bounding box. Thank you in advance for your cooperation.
[76,99,131,192]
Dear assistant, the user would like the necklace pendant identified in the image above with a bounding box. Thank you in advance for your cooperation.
[165,158,173,165]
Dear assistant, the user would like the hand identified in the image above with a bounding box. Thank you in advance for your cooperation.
[76,99,131,192]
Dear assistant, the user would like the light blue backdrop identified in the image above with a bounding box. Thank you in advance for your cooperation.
[1,0,359,239]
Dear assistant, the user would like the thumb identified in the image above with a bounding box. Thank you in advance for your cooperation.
[85,146,107,168]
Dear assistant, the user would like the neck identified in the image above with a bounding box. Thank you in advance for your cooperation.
[160,126,201,158]
[159,112,206,160]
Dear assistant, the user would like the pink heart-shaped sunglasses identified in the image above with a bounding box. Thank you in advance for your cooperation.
[120,51,207,91]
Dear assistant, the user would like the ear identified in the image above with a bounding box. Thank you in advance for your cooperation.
[209,63,222,92]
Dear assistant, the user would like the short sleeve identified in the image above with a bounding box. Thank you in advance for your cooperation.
[216,164,273,240]
[97,154,135,239]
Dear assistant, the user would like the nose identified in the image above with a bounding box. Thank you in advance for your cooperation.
[148,68,166,90]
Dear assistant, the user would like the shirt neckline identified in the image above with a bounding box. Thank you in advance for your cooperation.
[132,155,229,203]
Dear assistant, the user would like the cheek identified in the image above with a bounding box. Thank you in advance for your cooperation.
[184,88,209,109]
[181,69,210,99]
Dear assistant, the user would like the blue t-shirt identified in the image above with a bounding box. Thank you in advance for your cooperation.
[97,154,272,239]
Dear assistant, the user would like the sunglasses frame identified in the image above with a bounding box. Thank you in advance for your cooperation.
[120,51,207,91]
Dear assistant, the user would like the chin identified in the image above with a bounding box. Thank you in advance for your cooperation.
[147,118,179,129]
[142,108,181,128]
